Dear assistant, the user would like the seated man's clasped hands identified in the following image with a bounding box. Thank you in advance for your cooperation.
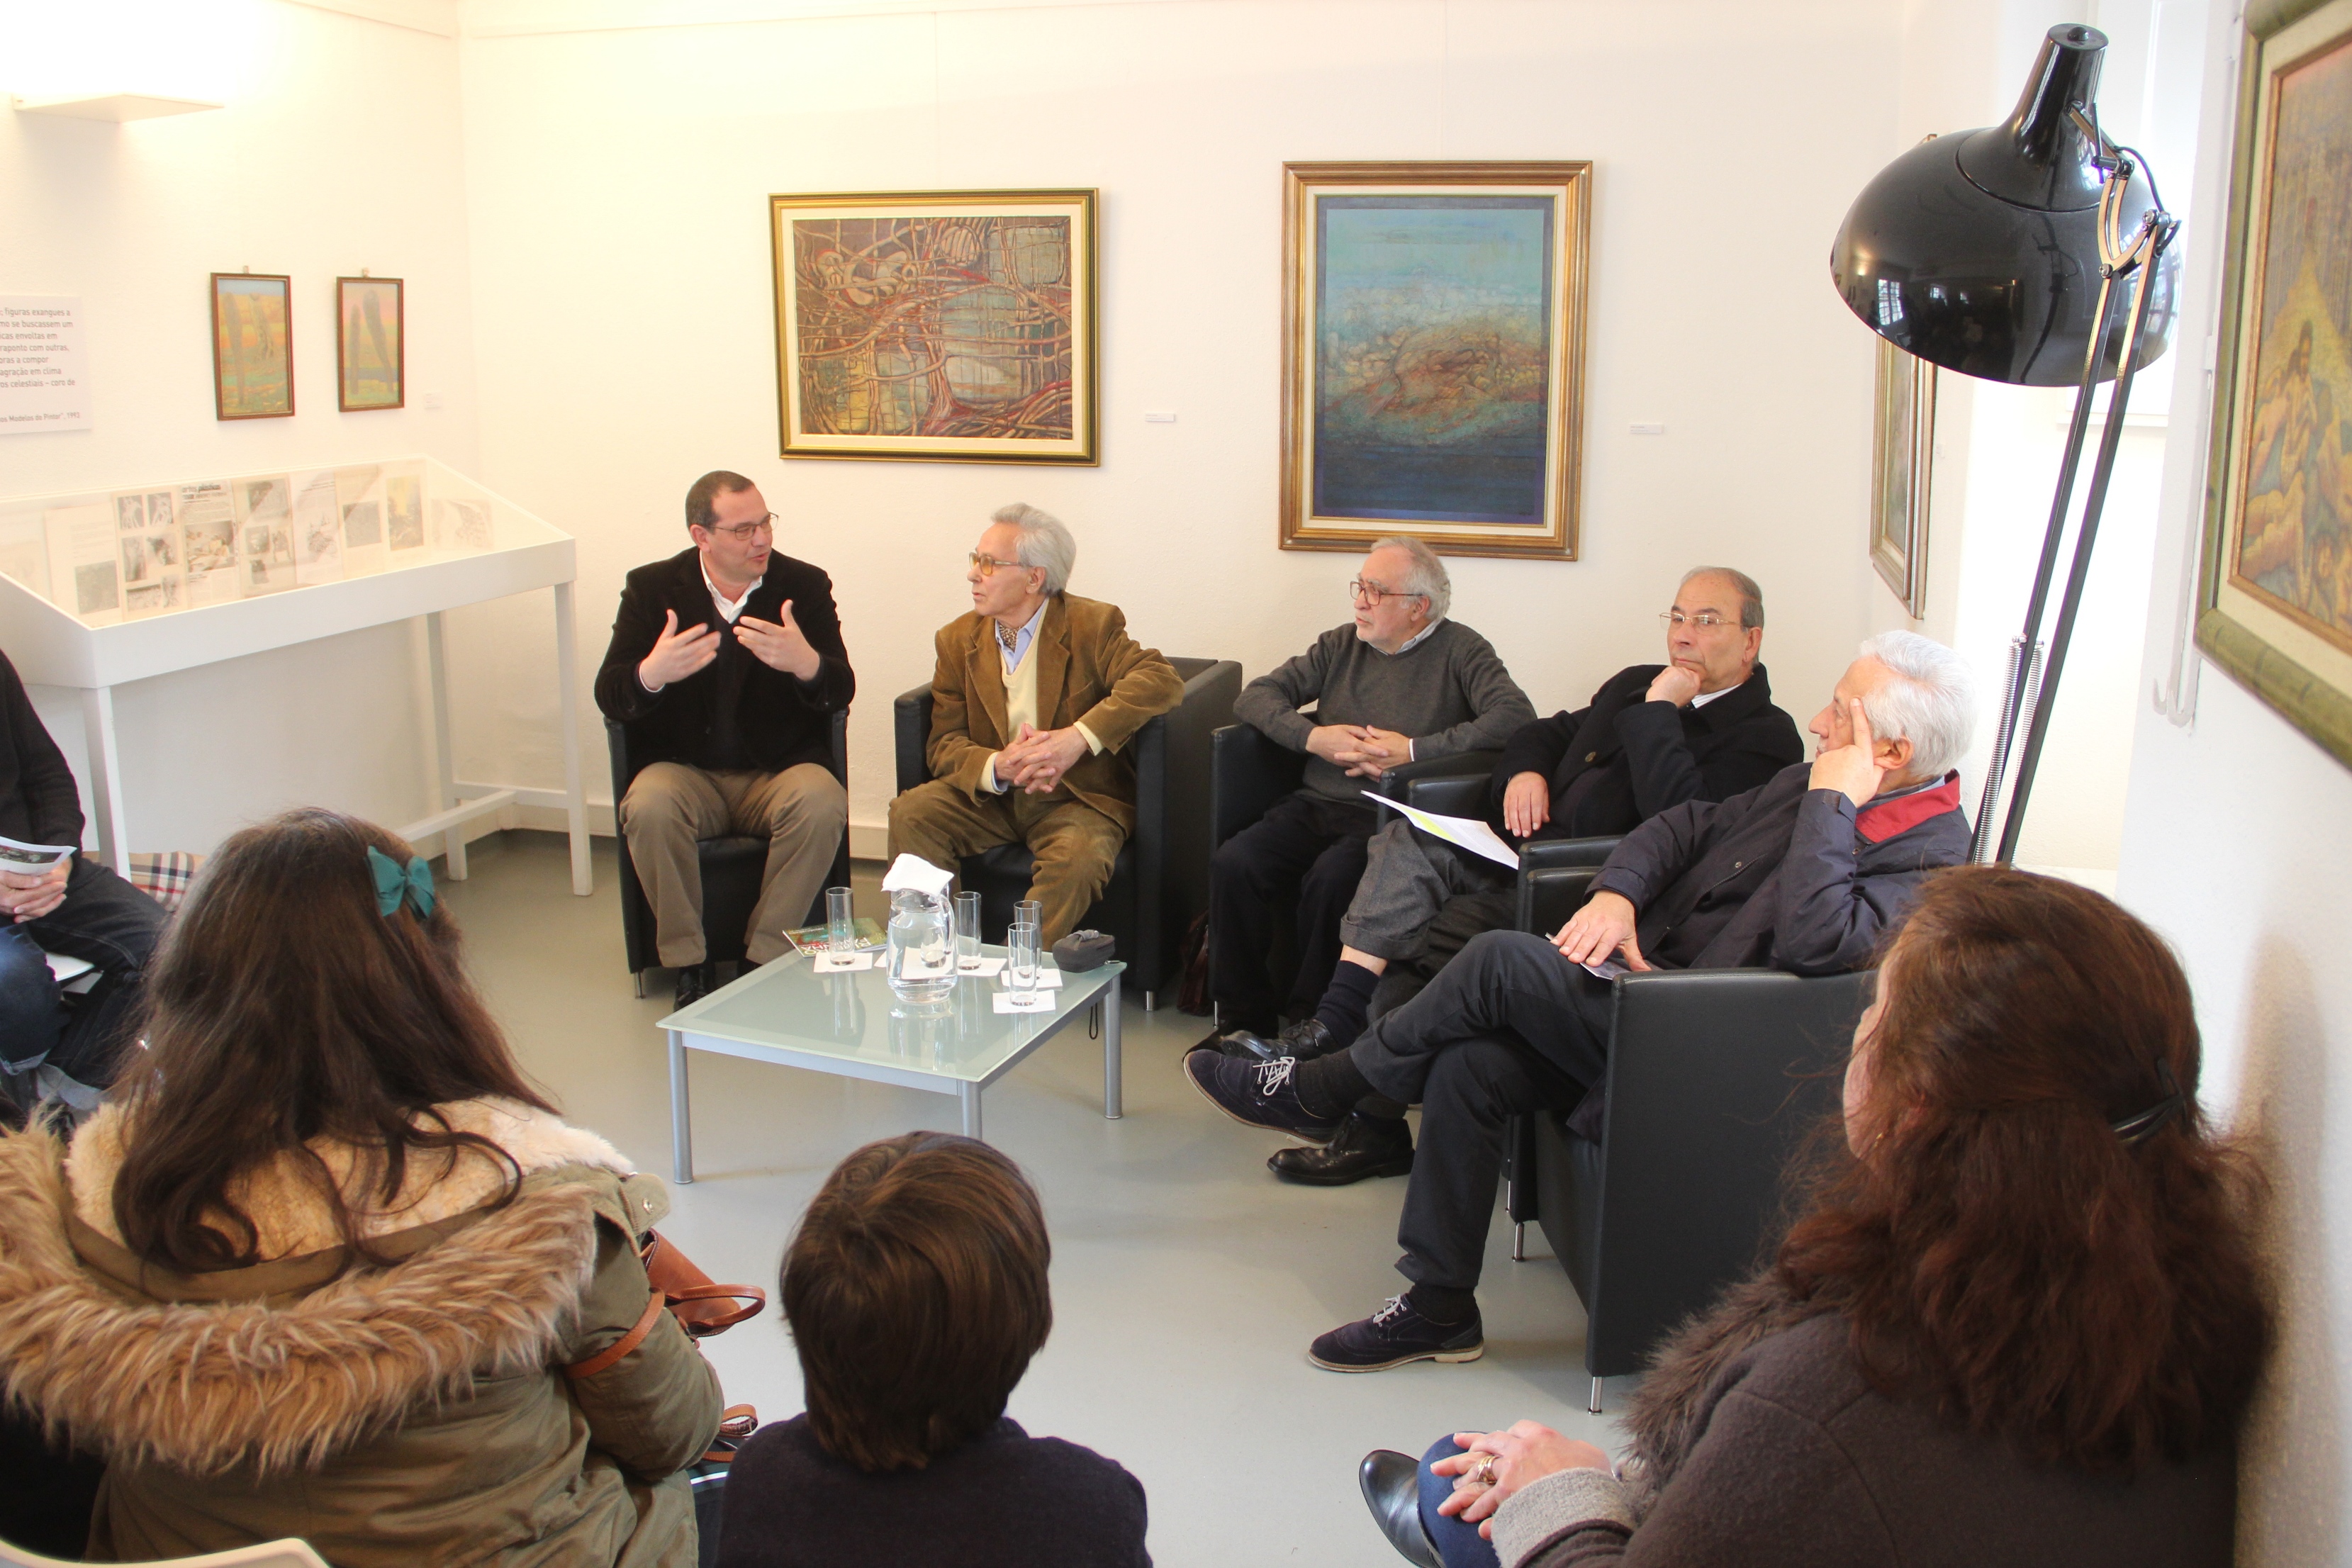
[1363,868,2268,1568]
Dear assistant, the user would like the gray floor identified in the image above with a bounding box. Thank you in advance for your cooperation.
[439,831,1625,1567]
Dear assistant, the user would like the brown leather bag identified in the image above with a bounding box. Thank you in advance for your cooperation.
[564,1231,766,1381]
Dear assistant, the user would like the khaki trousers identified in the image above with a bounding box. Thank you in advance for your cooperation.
[885,780,1126,945]
[620,761,848,968]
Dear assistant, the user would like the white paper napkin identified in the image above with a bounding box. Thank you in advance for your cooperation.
[880,853,955,897]
[812,951,876,973]
[993,990,1057,1014]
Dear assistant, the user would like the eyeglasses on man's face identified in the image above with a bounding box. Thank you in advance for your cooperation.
[1660,610,1733,629]
[702,513,777,542]
[970,551,1034,578]
[1349,578,1428,607]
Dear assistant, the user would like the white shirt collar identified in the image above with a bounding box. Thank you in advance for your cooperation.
[1690,683,1733,708]
[1386,617,1445,656]
[997,598,1051,672]
[700,556,761,625]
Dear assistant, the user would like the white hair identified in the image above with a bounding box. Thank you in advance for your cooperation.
[1367,535,1452,620]
[991,503,1077,595]
[1856,631,1976,779]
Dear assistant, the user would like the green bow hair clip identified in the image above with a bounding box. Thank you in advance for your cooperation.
[367,845,437,920]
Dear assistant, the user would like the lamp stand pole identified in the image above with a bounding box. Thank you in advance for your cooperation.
[1970,196,2179,865]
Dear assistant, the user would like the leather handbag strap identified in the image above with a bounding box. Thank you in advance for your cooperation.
[564,1292,667,1382]
[663,1282,766,1335]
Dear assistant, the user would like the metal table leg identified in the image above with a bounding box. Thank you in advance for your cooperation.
[960,1082,982,1141]
[1103,971,1123,1119]
[668,1031,694,1184]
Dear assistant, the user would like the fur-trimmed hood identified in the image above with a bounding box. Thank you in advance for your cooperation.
[0,1101,646,1479]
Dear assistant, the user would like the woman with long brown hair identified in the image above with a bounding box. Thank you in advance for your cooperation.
[0,809,721,1564]
[1366,866,2270,1567]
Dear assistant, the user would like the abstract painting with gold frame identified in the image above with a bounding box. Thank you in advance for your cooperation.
[211,272,292,421]
[769,189,1097,464]
[2200,0,2352,767]
[1870,338,1936,617]
[336,275,404,412]
[1280,162,1591,560]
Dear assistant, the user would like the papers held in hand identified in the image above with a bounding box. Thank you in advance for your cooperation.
[1362,792,1519,869]
[0,835,75,872]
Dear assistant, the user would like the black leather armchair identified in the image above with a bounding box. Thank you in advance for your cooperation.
[607,711,851,997]
[893,657,1240,1009]
[1499,851,1872,1411]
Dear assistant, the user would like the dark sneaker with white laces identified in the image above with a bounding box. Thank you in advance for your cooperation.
[1217,1017,1338,1065]
[1182,1051,1341,1142]
[1309,1295,1484,1372]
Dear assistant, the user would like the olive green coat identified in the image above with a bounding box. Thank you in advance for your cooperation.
[0,1101,723,1567]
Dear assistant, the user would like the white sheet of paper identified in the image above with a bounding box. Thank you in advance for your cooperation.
[810,951,875,972]
[1364,791,1521,868]
[994,990,1057,1014]
[957,956,1006,975]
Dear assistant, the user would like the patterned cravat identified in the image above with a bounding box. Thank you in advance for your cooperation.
[996,620,1019,655]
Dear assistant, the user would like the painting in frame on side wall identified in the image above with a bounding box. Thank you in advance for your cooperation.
[2202,0,2352,768]
[1280,162,1591,560]
[211,272,292,420]
[336,276,404,411]
[769,189,1097,464]
[1870,337,1936,618]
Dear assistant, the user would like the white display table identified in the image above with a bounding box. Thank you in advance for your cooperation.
[0,458,591,894]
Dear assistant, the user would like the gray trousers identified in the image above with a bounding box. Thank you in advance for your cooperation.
[1338,819,1514,963]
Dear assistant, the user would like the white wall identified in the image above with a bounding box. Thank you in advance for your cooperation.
[454,0,1909,844]
[0,0,482,853]
[2117,0,2352,1558]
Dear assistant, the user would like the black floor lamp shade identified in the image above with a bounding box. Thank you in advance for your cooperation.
[1830,23,2177,386]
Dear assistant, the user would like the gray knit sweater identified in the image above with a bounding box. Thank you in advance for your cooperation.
[1233,621,1534,801]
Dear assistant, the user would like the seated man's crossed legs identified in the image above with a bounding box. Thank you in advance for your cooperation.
[886,778,1124,945]
[1199,818,1518,1185]
[622,761,849,973]
[1185,928,1608,1369]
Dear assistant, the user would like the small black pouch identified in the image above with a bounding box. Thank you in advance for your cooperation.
[1052,929,1116,971]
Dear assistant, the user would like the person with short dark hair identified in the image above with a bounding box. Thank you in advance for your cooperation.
[0,809,721,1566]
[1366,868,2268,1568]
[0,646,163,1116]
[596,471,853,1007]
[717,1133,1149,1567]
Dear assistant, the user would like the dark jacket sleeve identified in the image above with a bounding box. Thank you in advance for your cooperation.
[1767,792,1941,977]
[1,656,83,848]
[1589,790,1732,911]
[1613,702,1796,822]
[1232,630,1340,753]
[1491,709,1586,813]
[759,566,854,714]
[593,568,670,725]
[561,1214,725,1481]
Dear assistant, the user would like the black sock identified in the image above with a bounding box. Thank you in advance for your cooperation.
[1294,1049,1374,1119]
[1313,961,1382,1051]
[1407,1283,1477,1324]
[1356,1093,1408,1121]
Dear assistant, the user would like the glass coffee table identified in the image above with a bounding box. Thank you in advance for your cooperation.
[656,947,1124,1180]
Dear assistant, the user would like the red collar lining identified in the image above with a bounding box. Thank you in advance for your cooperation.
[1856,772,1962,844]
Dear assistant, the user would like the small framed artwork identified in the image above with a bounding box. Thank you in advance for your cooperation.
[2198,0,2352,769]
[1869,337,1936,617]
[337,275,404,411]
[211,272,293,420]
[1280,161,1592,560]
[771,189,1098,463]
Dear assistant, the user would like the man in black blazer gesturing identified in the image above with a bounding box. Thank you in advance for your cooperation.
[595,471,853,1005]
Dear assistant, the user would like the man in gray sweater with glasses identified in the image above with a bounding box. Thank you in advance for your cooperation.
[1203,537,1534,1051]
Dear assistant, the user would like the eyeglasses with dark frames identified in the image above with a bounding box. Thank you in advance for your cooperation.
[702,513,778,542]
[1348,578,1428,607]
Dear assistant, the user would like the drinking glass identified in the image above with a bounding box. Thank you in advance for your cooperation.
[1007,921,1041,995]
[826,887,856,958]
[1014,900,1043,942]
[954,891,984,970]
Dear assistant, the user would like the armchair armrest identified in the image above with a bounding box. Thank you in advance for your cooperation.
[893,684,936,796]
[1516,835,1622,934]
[1387,749,1499,818]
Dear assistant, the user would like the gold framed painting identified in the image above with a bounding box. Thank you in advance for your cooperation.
[211,272,292,420]
[337,275,403,411]
[769,189,1098,464]
[1279,161,1591,560]
[2200,0,2352,768]
[1870,337,1936,617]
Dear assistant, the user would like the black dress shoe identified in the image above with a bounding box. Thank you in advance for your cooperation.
[1269,1110,1413,1185]
[1359,1450,1443,1567]
[674,962,719,1008]
[1218,1017,1337,1065]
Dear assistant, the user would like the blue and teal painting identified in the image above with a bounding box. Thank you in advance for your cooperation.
[1312,195,1555,526]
